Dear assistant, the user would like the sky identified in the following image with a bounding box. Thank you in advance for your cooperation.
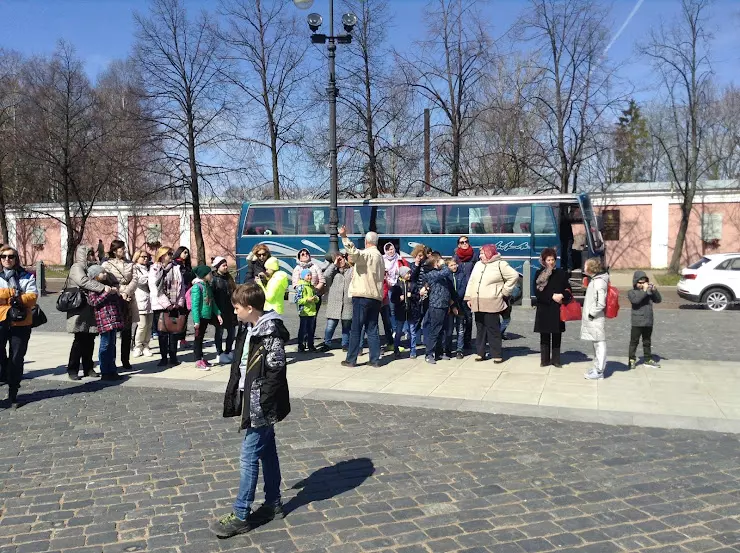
[1,0,738,97]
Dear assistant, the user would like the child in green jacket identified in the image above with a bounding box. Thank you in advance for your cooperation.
[191,265,222,370]
[295,268,319,352]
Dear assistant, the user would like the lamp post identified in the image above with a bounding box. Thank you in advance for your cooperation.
[294,0,357,257]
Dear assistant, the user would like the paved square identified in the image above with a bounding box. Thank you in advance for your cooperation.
[1,380,739,553]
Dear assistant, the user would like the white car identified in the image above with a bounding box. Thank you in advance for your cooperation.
[677,253,740,311]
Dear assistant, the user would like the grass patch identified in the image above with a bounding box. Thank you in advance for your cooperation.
[654,273,681,286]
[43,266,69,279]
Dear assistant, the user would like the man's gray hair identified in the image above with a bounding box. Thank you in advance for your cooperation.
[365,231,378,245]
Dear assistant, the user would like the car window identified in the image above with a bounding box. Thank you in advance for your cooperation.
[716,260,731,270]
[688,257,711,270]
[730,258,740,271]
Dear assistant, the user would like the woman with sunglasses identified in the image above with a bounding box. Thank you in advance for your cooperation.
[245,244,271,284]
[149,247,185,366]
[0,247,38,407]
[452,236,478,350]
[102,240,137,371]
[131,250,154,358]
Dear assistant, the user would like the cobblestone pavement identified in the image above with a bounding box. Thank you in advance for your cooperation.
[34,294,740,362]
[1,380,740,553]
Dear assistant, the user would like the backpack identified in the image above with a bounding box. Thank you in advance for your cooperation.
[605,283,620,319]
[185,282,204,311]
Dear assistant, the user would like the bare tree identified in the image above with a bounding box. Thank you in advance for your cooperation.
[396,0,492,196]
[0,49,23,243]
[134,0,231,263]
[517,0,618,193]
[18,42,117,267]
[641,0,714,272]
[219,0,309,200]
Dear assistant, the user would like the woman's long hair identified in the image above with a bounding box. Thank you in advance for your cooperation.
[108,239,126,259]
[173,246,192,269]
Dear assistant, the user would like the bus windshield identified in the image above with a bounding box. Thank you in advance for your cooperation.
[578,194,604,252]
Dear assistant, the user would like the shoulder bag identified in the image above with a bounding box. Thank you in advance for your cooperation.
[56,275,87,313]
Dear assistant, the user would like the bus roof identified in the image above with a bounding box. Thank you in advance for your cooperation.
[244,193,586,207]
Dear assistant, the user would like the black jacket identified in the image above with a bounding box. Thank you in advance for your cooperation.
[627,270,662,327]
[245,259,267,284]
[534,268,572,335]
[211,271,236,326]
[424,266,455,310]
[223,312,291,430]
[390,280,422,322]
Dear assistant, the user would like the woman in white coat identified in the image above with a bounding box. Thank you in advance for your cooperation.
[131,250,153,357]
[581,257,609,380]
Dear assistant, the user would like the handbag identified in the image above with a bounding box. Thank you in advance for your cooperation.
[32,305,48,328]
[158,311,187,334]
[7,293,26,322]
[56,275,86,313]
[560,291,582,322]
[499,263,523,305]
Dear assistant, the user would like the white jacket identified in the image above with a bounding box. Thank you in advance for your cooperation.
[133,264,151,314]
[581,272,609,342]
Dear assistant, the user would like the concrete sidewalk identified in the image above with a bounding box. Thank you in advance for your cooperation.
[23,331,740,433]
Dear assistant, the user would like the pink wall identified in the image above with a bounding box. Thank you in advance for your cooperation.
[128,215,182,256]
[668,202,740,266]
[598,205,653,269]
[15,217,62,266]
[189,214,238,266]
[80,217,119,256]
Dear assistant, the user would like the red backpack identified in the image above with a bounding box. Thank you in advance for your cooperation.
[605,283,620,319]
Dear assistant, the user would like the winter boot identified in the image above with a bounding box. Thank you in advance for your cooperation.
[551,348,562,368]
[540,346,551,367]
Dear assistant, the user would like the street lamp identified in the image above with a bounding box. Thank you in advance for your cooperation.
[294,0,357,257]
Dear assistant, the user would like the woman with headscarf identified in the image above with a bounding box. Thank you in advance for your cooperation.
[382,243,409,350]
[291,248,326,295]
[0,247,38,407]
[464,244,519,363]
[149,247,186,367]
[534,247,571,368]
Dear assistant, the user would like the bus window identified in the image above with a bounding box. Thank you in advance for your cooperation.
[445,205,469,235]
[578,195,604,251]
[242,207,296,235]
[344,205,371,235]
[298,207,333,235]
[370,207,391,234]
[533,205,556,234]
[394,205,443,234]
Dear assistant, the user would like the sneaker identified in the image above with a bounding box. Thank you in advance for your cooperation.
[297,345,306,353]
[425,355,436,365]
[157,359,168,367]
[195,360,210,371]
[307,345,317,352]
[225,352,234,363]
[218,353,231,365]
[385,343,394,352]
[644,358,661,368]
[441,353,451,360]
[131,348,143,359]
[101,373,124,381]
[628,359,637,370]
[410,352,417,359]
[179,339,189,349]
[317,343,331,353]
[398,346,406,353]
[251,501,284,522]
[584,369,604,380]
[211,512,252,539]
[456,352,464,359]
[142,348,153,357]
[342,346,348,352]
[340,361,356,368]
[394,351,402,359]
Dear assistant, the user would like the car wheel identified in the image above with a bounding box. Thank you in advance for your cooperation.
[703,288,731,312]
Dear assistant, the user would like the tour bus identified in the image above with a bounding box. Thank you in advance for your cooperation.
[235,193,605,298]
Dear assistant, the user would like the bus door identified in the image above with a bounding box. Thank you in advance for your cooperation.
[532,204,558,266]
[576,194,605,263]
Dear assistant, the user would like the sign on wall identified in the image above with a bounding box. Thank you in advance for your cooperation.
[602,210,620,241]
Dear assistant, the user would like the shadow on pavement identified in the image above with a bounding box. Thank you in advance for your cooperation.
[504,346,537,359]
[283,458,375,516]
[2,377,130,409]
[604,361,631,378]
[561,350,591,364]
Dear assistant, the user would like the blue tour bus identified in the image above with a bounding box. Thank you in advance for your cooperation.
[235,193,605,298]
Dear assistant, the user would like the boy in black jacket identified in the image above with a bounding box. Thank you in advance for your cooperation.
[390,266,421,358]
[422,253,454,364]
[212,284,290,539]
[627,271,662,369]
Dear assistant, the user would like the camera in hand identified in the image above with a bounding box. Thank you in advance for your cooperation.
[8,294,26,322]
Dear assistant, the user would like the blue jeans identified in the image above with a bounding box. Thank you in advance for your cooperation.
[324,319,351,348]
[298,316,317,348]
[394,318,418,355]
[233,424,282,520]
[423,307,447,358]
[500,315,511,335]
[98,330,117,374]
[346,298,381,364]
[446,312,466,353]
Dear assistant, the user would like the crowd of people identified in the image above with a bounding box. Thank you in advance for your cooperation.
[0,229,664,408]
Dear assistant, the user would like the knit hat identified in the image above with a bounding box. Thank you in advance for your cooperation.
[297,248,310,260]
[87,265,105,280]
[193,265,211,279]
[398,266,411,278]
[480,244,498,260]
[264,257,280,272]
[211,256,227,269]
[300,268,312,280]
[155,246,171,263]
